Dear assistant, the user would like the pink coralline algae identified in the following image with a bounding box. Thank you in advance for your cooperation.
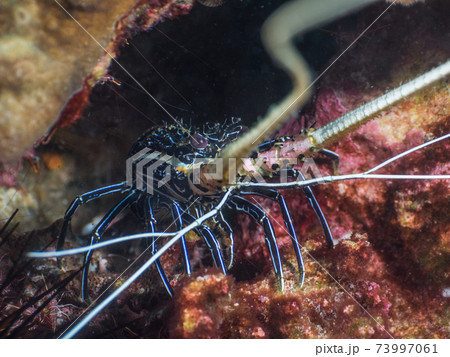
[0,0,194,230]
[0,0,193,171]
[386,0,426,5]
[0,0,448,339]
[163,96,448,339]
[165,1,449,339]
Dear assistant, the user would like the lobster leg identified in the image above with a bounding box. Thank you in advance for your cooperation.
[81,191,138,301]
[228,196,284,291]
[319,149,340,174]
[213,210,235,269]
[57,182,130,253]
[295,170,334,248]
[182,212,227,275]
[201,203,235,268]
[144,197,174,297]
[240,188,305,287]
[274,169,334,248]
[170,201,192,276]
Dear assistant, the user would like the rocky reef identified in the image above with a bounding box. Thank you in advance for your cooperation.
[0,0,193,229]
[0,0,193,165]
[165,6,449,335]
[0,0,448,338]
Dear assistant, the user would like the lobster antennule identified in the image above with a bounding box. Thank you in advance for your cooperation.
[309,60,450,149]
[219,0,378,183]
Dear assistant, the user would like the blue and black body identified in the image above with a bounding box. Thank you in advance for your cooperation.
[56,119,335,300]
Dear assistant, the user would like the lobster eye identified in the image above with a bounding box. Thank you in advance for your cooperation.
[191,133,208,149]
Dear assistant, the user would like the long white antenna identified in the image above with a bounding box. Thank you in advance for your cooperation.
[310,60,450,148]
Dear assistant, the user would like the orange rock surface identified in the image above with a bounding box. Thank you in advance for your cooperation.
[0,0,193,165]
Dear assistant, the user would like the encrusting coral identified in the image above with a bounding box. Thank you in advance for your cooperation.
[387,0,426,5]
[164,0,449,339]
[0,0,193,229]
[0,0,193,166]
[0,0,448,338]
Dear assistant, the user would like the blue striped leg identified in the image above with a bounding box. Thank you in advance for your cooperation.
[240,188,305,287]
[319,149,340,175]
[144,197,174,297]
[228,196,284,291]
[296,170,334,248]
[274,169,334,248]
[182,212,227,275]
[169,202,192,276]
[81,191,138,301]
[57,182,130,254]
[213,210,235,269]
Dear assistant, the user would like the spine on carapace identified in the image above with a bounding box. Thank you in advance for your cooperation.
[309,60,450,149]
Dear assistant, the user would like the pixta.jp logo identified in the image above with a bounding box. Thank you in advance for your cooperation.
[126,148,172,195]
[126,148,325,195]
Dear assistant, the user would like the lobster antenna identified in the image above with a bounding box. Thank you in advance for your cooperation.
[28,232,175,258]
[309,60,450,149]
[26,132,449,338]
[57,189,234,339]
[29,133,450,260]
[219,0,379,182]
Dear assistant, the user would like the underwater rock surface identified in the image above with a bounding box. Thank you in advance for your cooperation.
[0,0,193,230]
[0,0,448,338]
[0,0,192,165]
[164,0,449,339]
